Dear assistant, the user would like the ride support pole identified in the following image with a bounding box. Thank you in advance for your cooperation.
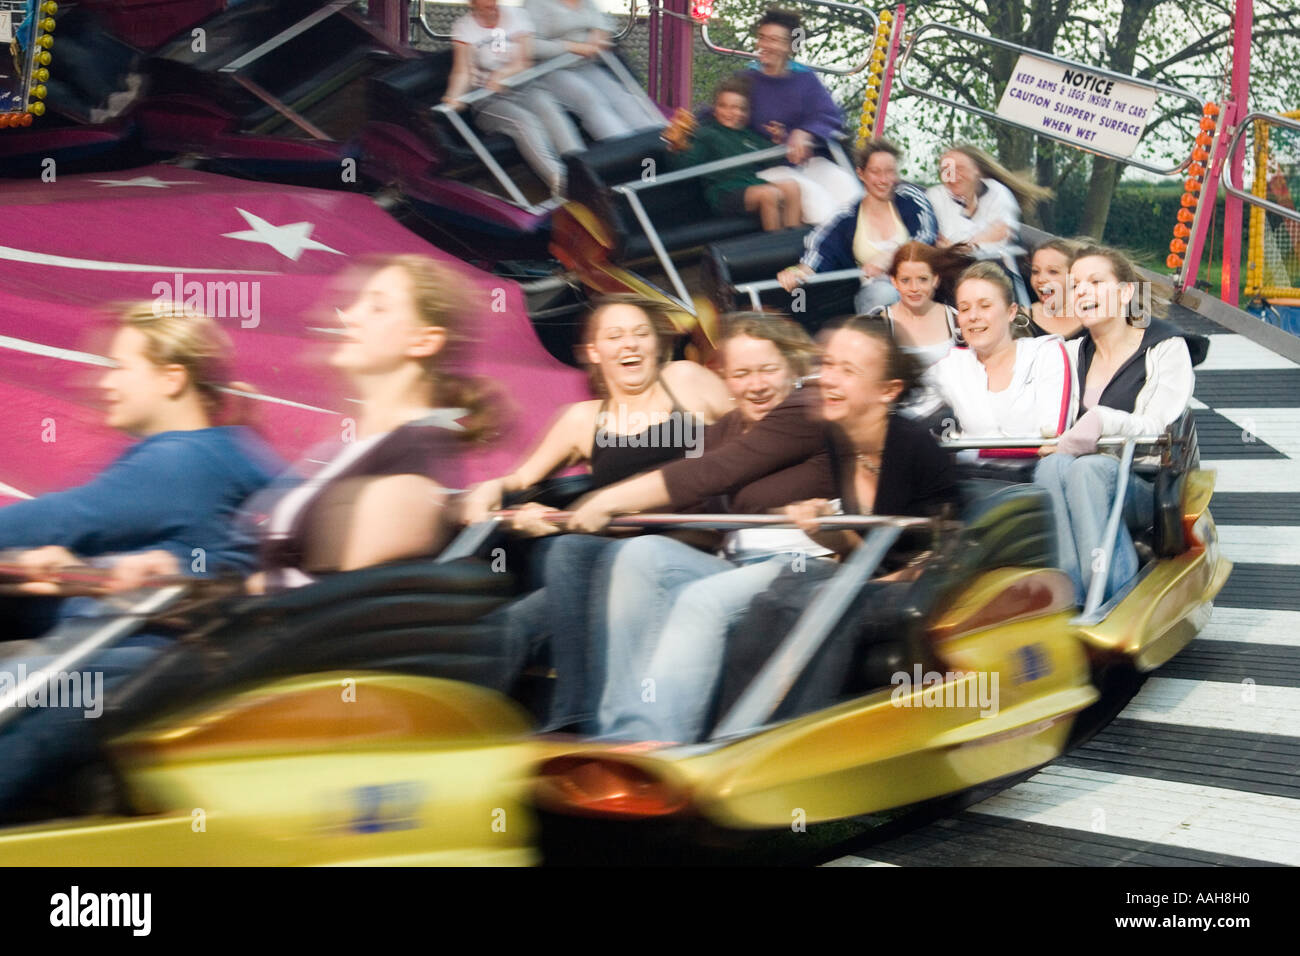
[1220,0,1253,306]
[372,0,410,47]
[873,4,905,134]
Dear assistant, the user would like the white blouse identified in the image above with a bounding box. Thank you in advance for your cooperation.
[925,335,1075,440]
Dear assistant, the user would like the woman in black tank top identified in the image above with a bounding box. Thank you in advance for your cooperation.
[588,379,696,488]
[461,294,731,524]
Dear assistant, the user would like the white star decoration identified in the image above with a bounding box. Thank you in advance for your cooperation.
[222,208,344,262]
[90,176,202,188]
[426,408,469,431]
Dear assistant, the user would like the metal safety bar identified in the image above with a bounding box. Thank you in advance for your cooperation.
[711,522,905,738]
[505,512,936,532]
[1220,111,1300,227]
[434,52,584,212]
[700,0,879,76]
[896,22,1202,177]
[1077,437,1138,622]
[415,0,638,43]
[734,268,864,308]
[0,585,187,730]
[939,435,1165,451]
[222,0,353,72]
[614,143,789,310]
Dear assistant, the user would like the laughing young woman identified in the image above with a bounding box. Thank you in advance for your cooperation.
[461,295,731,526]
[1034,244,1202,605]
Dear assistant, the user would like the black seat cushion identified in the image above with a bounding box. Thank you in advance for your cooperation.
[700,229,860,330]
[102,558,525,734]
[368,52,522,172]
[565,130,762,261]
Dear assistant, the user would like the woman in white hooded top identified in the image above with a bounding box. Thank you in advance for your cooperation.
[1035,244,1200,605]
[922,261,1075,453]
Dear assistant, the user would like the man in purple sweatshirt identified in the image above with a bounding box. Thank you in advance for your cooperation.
[738,8,862,224]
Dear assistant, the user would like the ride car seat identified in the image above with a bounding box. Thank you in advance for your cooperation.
[368,52,524,176]
[564,130,763,262]
[101,558,522,735]
[699,229,860,333]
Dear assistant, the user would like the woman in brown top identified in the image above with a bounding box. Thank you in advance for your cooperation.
[577,314,834,738]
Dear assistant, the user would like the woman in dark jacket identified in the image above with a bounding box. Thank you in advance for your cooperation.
[777,139,938,316]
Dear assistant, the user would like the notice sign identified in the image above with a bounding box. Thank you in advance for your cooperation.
[996,53,1157,158]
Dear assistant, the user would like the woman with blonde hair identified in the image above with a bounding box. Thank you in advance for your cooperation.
[928,143,1053,306]
[1,302,280,592]
[0,254,506,814]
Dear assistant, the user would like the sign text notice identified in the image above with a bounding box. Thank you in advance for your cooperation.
[996,53,1157,158]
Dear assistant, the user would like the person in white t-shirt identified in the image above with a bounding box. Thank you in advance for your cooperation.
[927,144,1053,306]
[444,0,581,197]
[923,261,1075,454]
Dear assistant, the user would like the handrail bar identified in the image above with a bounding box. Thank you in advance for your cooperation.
[433,53,584,212]
[734,268,864,307]
[493,511,938,532]
[939,436,1166,450]
[1220,111,1300,227]
[700,0,878,77]
[1077,437,1139,621]
[618,144,788,192]
[416,0,638,43]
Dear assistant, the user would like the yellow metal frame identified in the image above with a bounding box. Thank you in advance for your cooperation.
[1245,109,1300,298]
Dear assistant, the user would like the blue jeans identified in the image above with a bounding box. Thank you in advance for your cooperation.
[855,277,900,314]
[0,631,171,813]
[499,534,619,732]
[597,536,792,741]
[1034,453,1155,605]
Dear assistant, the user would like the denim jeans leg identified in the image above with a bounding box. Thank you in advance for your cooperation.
[1062,454,1140,604]
[608,556,790,743]
[0,641,167,812]
[595,536,733,735]
[1034,453,1085,603]
[537,534,617,730]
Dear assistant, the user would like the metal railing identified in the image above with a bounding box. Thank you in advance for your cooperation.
[700,0,879,77]
[434,52,585,212]
[734,267,864,308]
[939,434,1170,624]
[221,0,355,72]
[415,0,639,42]
[1220,111,1300,227]
[433,47,659,213]
[938,435,1166,451]
[613,143,789,309]
[896,22,1203,177]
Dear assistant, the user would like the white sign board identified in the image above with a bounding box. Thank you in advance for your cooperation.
[0,13,13,46]
[996,53,1158,158]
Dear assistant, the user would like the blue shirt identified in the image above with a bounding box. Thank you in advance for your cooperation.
[0,427,282,575]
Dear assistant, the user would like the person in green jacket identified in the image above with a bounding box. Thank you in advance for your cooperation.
[673,77,802,231]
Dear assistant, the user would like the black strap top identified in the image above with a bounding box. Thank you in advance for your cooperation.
[588,379,701,489]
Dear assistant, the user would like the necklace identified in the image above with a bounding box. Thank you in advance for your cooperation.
[855,451,882,476]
